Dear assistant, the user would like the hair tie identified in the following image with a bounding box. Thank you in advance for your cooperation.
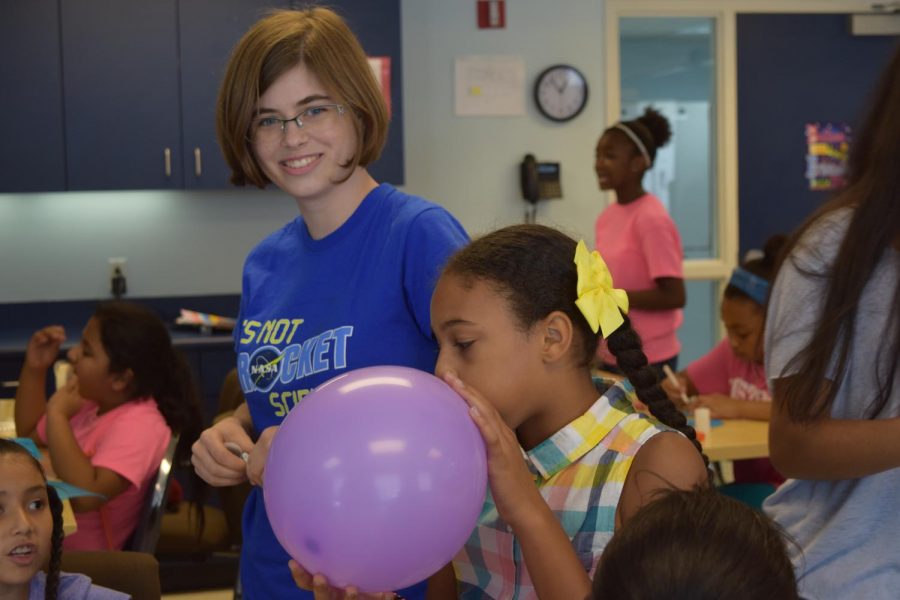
[574,240,629,338]
[728,267,770,306]
[613,123,651,167]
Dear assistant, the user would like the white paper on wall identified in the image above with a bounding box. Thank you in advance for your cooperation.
[454,55,526,117]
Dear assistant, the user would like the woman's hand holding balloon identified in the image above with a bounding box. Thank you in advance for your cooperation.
[441,371,545,530]
[288,560,396,600]
[246,425,278,486]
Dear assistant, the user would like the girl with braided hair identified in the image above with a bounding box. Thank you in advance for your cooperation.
[594,107,685,378]
[423,224,708,600]
[0,439,127,599]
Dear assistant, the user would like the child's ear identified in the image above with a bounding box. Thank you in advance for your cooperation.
[110,368,134,393]
[540,311,574,363]
[629,153,649,173]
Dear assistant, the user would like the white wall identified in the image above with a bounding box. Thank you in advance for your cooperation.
[401,1,607,239]
[0,0,609,304]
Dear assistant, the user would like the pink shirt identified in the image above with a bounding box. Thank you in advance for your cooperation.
[595,193,683,363]
[686,339,782,485]
[37,398,171,550]
[686,339,770,402]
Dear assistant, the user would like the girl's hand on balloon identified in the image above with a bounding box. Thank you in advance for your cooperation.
[441,370,544,529]
[246,425,278,486]
[288,560,396,600]
[191,416,254,487]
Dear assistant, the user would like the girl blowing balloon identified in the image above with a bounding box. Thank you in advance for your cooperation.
[424,225,708,599]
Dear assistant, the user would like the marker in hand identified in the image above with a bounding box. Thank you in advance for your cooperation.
[662,364,692,409]
[224,442,249,463]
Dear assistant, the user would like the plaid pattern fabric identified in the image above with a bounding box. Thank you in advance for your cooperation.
[453,380,669,599]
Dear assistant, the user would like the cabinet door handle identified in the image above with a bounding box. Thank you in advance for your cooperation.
[164,148,172,177]
[194,147,202,177]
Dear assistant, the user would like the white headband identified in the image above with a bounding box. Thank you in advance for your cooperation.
[613,123,651,167]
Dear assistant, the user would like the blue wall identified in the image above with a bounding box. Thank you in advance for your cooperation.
[737,14,897,255]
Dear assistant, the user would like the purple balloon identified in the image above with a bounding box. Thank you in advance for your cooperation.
[263,365,487,592]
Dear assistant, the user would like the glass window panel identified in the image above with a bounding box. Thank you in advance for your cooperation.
[678,280,719,366]
[619,17,717,259]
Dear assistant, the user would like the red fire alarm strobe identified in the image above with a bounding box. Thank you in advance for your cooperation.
[477,0,505,29]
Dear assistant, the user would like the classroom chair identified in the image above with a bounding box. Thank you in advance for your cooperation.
[155,370,248,594]
[157,368,248,555]
[127,434,180,554]
[60,550,161,600]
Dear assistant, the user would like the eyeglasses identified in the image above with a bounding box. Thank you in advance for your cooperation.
[249,104,346,143]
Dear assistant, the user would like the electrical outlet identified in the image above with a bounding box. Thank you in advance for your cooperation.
[108,257,127,280]
[108,257,128,298]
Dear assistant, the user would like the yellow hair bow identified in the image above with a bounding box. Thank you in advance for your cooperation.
[574,240,629,338]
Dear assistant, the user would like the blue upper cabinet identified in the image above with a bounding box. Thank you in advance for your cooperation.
[61,0,183,190]
[0,0,67,192]
[336,0,404,185]
[179,0,289,189]
[0,0,401,192]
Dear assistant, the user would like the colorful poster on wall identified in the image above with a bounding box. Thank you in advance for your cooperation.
[805,122,850,190]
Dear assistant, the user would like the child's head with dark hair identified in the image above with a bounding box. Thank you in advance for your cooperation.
[592,488,799,600]
[432,224,705,464]
[67,302,201,456]
[720,235,786,364]
[0,439,63,600]
[595,106,672,195]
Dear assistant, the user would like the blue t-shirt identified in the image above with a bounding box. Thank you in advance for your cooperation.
[235,183,468,599]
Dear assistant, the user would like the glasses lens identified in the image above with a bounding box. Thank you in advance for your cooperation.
[250,104,343,143]
[250,116,283,143]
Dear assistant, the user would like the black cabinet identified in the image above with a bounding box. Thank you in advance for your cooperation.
[0,0,67,192]
[61,0,284,191]
[61,0,183,190]
[179,0,287,189]
[0,0,402,192]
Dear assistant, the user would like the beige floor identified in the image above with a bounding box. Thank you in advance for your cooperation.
[162,590,233,600]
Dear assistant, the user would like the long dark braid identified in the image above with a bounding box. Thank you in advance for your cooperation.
[45,486,64,600]
[444,224,708,469]
[607,318,707,469]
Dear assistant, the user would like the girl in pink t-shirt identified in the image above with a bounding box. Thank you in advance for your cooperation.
[662,236,786,486]
[594,107,685,375]
[14,302,201,549]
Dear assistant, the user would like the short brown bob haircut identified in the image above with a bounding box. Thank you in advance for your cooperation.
[216,7,389,188]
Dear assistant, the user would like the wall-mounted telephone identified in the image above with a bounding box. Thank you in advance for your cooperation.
[520,154,562,204]
[520,154,562,223]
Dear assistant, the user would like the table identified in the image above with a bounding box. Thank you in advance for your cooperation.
[702,419,769,462]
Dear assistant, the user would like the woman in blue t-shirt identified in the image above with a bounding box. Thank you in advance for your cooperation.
[189,8,468,600]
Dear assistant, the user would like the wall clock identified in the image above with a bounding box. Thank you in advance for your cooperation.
[534,64,589,122]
